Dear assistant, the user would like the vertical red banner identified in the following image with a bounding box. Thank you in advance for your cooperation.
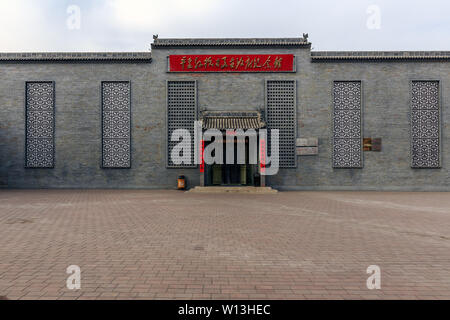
[260,138,266,174]
[199,140,204,173]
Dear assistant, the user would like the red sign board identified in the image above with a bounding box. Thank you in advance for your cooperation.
[169,54,294,72]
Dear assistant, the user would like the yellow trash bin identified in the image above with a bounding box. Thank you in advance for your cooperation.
[177,175,186,190]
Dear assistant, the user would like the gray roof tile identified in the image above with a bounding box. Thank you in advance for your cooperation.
[311,51,450,60]
[0,52,152,61]
[152,38,309,47]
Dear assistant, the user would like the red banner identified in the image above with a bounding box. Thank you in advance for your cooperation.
[169,54,294,72]
[199,139,204,173]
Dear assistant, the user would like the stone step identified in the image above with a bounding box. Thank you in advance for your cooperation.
[187,186,278,194]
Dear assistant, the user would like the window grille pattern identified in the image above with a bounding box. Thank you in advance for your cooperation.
[25,82,55,168]
[411,81,440,168]
[167,81,197,167]
[266,80,296,168]
[333,81,362,168]
[102,81,131,168]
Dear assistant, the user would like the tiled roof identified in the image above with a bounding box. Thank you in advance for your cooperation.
[0,52,152,61]
[311,51,450,61]
[152,38,310,48]
[201,111,265,130]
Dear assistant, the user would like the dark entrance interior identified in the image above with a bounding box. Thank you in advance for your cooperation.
[204,134,257,186]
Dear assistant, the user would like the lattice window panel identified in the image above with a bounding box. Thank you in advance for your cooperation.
[333,81,362,168]
[411,81,440,168]
[25,81,55,168]
[266,80,296,168]
[167,81,197,167]
[102,81,131,168]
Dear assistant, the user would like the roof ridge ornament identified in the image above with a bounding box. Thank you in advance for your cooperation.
[303,33,309,42]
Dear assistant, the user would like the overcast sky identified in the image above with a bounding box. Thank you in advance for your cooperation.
[0,0,449,52]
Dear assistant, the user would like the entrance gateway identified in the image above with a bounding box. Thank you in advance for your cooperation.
[166,49,297,193]
[200,111,265,187]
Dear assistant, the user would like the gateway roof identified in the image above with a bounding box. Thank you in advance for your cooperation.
[201,111,265,130]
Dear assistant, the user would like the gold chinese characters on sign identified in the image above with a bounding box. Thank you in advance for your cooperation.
[169,54,294,72]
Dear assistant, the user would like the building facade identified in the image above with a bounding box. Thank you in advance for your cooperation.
[1,36,449,190]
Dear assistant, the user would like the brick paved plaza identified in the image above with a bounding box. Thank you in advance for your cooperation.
[0,190,449,300]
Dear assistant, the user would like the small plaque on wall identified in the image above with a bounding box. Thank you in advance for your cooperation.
[363,138,372,151]
[296,147,318,156]
[296,138,318,147]
[296,137,319,156]
[372,138,382,152]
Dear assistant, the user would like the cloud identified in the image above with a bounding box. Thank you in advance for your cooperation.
[0,0,52,51]
[109,0,217,30]
[0,0,449,52]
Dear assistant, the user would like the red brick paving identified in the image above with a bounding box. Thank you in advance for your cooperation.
[0,190,449,300]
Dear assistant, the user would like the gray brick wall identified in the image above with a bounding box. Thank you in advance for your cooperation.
[1,44,450,190]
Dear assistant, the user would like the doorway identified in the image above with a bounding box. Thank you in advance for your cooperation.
[205,134,257,186]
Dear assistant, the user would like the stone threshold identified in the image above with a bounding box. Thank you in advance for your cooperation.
[187,186,277,194]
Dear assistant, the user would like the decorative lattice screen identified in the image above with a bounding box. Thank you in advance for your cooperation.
[265,80,296,168]
[101,81,131,168]
[332,81,362,168]
[167,81,197,167]
[25,82,55,168]
[411,81,440,168]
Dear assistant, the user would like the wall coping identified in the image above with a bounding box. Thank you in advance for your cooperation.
[0,52,152,61]
[152,37,310,48]
[2,49,450,62]
[311,51,450,61]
